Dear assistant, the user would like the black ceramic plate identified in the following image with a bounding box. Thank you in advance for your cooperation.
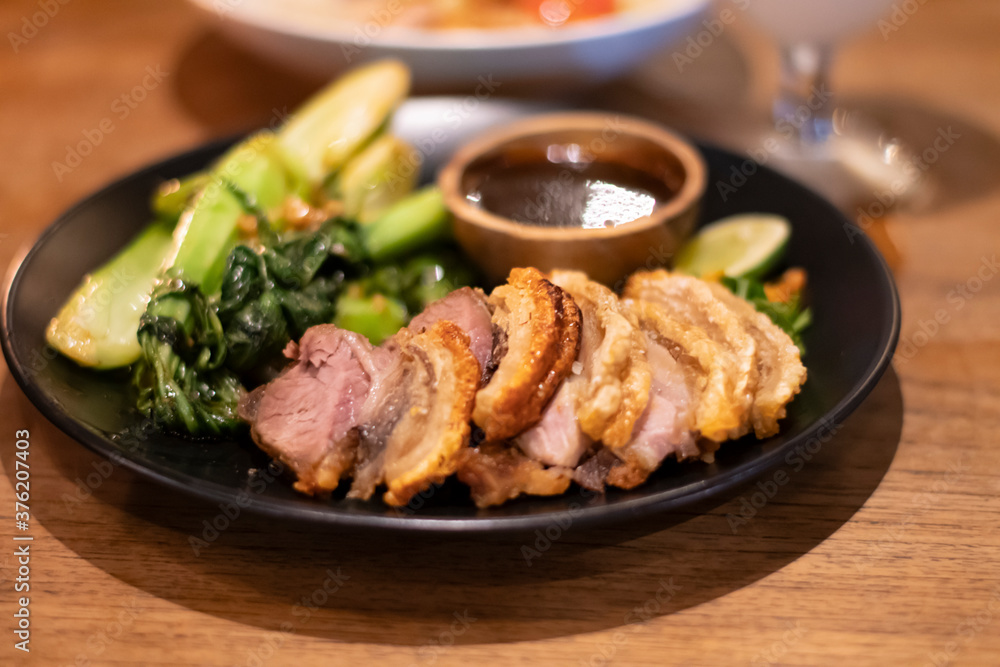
[2,101,900,532]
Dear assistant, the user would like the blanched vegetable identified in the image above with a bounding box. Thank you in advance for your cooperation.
[334,134,419,224]
[168,132,307,296]
[133,283,244,435]
[363,186,450,262]
[48,59,479,439]
[216,202,363,371]
[151,172,210,222]
[334,292,408,345]
[277,59,411,183]
[45,221,175,368]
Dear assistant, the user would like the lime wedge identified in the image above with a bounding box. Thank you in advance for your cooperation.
[674,214,791,279]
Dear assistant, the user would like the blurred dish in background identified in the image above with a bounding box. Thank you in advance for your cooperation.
[257,0,632,29]
[187,0,709,86]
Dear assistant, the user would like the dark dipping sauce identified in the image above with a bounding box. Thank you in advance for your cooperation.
[466,159,677,229]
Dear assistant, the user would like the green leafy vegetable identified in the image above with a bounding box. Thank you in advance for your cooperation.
[133,282,244,436]
[721,276,812,354]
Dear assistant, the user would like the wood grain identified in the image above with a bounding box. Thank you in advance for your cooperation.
[2,0,999,665]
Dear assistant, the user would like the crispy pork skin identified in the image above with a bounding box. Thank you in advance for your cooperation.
[408,287,493,379]
[606,334,699,489]
[348,320,480,506]
[239,326,377,495]
[548,270,651,449]
[624,271,759,442]
[707,283,807,438]
[473,268,582,442]
[456,444,572,508]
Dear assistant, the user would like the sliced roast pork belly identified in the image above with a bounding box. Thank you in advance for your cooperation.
[238,325,383,495]
[624,270,759,443]
[515,270,650,470]
[571,333,698,492]
[348,320,480,506]
[472,267,582,442]
[407,286,493,381]
[604,334,699,489]
[456,444,572,508]
[706,283,807,438]
[547,270,651,449]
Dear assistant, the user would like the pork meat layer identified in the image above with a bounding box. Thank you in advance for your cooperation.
[408,286,493,381]
[238,325,382,495]
[348,320,481,506]
[548,270,651,449]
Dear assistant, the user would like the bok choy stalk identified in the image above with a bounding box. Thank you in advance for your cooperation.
[46,221,176,368]
[332,133,419,224]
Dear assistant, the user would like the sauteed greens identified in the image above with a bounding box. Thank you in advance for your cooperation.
[47,60,475,437]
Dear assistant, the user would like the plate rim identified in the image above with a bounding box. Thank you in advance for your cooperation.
[2,133,901,534]
[186,0,710,51]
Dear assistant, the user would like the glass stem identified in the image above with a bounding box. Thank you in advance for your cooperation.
[774,43,835,146]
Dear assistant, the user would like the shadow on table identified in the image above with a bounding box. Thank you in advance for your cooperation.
[4,366,903,648]
[169,29,324,136]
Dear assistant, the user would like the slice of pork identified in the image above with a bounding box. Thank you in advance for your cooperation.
[473,267,582,442]
[407,286,493,381]
[624,271,759,443]
[516,382,591,468]
[348,320,480,506]
[547,270,651,449]
[706,282,807,438]
[604,334,699,490]
[456,444,572,509]
[238,325,380,495]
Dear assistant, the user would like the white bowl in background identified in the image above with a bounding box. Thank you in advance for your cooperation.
[188,0,710,87]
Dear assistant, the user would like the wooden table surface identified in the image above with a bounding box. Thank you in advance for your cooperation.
[2,1,999,665]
